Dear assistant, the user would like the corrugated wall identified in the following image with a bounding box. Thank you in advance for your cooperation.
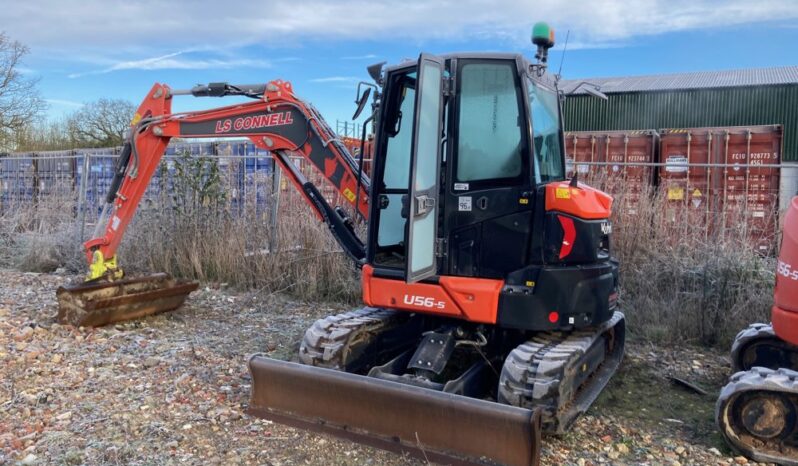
[562,84,798,161]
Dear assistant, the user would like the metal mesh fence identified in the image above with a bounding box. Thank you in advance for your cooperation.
[0,141,374,246]
[1,141,795,252]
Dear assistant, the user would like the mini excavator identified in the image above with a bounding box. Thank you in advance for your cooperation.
[717,196,798,466]
[57,23,625,465]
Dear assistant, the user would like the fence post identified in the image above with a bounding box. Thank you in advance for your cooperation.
[269,156,281,252]
[77,153,90,243]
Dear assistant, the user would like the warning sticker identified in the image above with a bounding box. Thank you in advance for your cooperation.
[667,187,685,200]
[454,183,469,191]
[458,196,472,211]
[692,189,702,198]
[556,187,571,199]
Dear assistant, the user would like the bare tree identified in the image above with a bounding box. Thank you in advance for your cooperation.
[67,98,136,147]
[13,117,72,151]
[0,32,45,151]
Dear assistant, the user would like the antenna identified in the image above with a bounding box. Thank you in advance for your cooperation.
[556,29,570,83]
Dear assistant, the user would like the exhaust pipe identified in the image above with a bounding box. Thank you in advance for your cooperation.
[248,356,542,466]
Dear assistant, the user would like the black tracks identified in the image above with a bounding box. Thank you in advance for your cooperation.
[498,311,626,434]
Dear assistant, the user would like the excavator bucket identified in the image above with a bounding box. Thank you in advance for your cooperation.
[248,356,542,466]
[56,273,198,327]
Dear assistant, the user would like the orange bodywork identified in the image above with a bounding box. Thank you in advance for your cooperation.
[362,265,504,324]
[773,197,798,346]
[544,182,613,219]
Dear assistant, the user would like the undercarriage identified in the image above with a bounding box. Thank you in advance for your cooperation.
[716,324,798,465]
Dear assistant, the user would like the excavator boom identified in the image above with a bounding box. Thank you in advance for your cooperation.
[57,79,371,327]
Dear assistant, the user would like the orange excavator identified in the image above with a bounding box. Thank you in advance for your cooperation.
[717,196,798,466]
[57,23,625,465]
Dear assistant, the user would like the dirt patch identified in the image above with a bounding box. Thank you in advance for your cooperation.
[0,270,766,465]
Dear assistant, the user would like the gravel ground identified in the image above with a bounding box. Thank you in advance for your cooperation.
[0,270,778,466]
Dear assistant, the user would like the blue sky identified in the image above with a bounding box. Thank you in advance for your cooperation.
[4,0,798,127]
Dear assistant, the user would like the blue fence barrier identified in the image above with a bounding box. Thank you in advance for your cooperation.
[0,141,276,215]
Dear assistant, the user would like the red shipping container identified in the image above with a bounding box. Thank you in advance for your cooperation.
[565,130,658,211]
[659,125,781,252]
[717,126,781,253]
[658,128,715,233]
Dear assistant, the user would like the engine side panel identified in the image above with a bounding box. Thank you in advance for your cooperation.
[774,197,798,345]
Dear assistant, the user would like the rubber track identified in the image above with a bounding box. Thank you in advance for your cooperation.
[298,307,402,368]
[730,323,779,372]
[499,311,625,434]
[716,367,798,466]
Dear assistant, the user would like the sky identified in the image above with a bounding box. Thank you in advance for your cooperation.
[3,0,798,128]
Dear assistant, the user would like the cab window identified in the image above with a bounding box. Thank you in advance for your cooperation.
[455,62,525,183]
[528,81,564,183]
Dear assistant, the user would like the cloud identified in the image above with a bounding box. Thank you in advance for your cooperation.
[68,51,272,78]
[3,0,796,52]
[342,54,378,60]
[45,99,83,108]
[309,76,361,83]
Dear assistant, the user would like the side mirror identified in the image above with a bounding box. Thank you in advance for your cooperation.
[352,87,372,120]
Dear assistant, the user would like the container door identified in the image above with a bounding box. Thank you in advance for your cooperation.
[406,54,445,283]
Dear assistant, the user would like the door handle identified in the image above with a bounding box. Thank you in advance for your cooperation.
[414,194,436,216]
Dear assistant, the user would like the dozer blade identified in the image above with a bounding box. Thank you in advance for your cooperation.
[56,273,198,327]
[248,355,542,466]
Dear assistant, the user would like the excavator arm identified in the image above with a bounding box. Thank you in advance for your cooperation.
[84,79,370,280]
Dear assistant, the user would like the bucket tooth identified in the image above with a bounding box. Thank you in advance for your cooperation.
[56,273,198,327]
[248,355,542,466]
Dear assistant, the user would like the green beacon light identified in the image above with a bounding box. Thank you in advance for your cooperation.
[531,22,555,65]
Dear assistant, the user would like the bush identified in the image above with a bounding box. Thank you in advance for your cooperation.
[0,155,778,348]
[606,183,775,347]
[118,151,360,303]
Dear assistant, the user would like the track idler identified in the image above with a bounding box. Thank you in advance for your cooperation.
[56,273,198,327]
[716,367,798,465]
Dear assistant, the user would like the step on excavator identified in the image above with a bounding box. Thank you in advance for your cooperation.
[57,23,625,465]
[717,196,798,466]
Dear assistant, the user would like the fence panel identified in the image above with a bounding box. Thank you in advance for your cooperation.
[2,140,795,253]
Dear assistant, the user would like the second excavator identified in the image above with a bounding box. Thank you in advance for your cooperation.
[717,196,798,466]
[58,23,625,466]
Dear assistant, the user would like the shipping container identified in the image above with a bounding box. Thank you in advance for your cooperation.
[658,125,782,252]
[564,130,658,212]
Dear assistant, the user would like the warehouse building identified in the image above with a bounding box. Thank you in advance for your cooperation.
[561,66,798,207]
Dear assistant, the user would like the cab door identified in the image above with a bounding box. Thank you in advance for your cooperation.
[405,54,445,283]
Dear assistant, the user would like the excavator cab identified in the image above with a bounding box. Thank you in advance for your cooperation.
[369,53,566,283]
[357,52,618,333]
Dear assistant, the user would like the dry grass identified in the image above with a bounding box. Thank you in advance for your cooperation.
[0,159,778,348]
[594,177,775,347]
[120,199,361,303]
[0,192,83,273]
